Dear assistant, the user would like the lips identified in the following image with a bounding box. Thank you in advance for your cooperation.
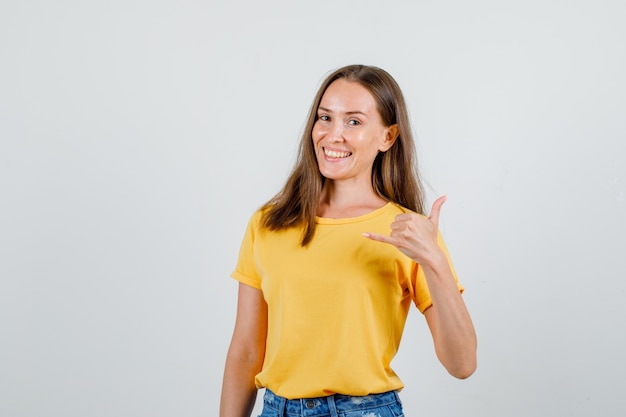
[323,148,352,158]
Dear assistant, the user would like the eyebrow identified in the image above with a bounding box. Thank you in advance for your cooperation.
[317,106,367,117]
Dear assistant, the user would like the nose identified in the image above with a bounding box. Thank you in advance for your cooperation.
[326,121,344,142]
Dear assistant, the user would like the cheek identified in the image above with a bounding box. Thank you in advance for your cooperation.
[311,124,323,143]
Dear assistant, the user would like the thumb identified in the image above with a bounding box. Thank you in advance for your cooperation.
[428,195,447,226]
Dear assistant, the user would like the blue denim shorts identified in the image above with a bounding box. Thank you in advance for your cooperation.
[259,388,405,417]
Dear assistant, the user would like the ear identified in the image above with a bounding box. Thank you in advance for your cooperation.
[379,124,399,152]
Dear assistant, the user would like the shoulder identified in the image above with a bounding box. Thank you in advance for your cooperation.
[387,202,417,216]
[246,206,269,229]
[244,204,284,234]
[387,202,429,220]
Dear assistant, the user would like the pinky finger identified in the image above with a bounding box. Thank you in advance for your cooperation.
[362,232,394,245]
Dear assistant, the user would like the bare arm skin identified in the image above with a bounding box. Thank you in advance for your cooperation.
[421,255,477,378]
[363,196,477,378]
[220,283,268,417]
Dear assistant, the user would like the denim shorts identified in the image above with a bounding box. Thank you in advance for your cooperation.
[258,388,405,417]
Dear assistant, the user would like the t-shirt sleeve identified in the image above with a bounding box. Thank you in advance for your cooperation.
[230,211,263,290]
[410,232,464,313]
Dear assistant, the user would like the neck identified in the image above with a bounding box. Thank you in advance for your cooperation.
[317,180,387,218]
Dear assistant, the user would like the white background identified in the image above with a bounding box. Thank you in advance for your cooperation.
[1,1,625,416]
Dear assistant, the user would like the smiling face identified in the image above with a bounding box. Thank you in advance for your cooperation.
[312,78,398,186]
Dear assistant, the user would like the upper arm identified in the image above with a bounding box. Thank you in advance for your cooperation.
[423,304,438,336]
[228,283,268,362]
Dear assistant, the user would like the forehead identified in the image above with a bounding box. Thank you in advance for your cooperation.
[319,79,377,113]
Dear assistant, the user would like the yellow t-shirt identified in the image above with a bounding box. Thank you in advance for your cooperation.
[231,202,462,399]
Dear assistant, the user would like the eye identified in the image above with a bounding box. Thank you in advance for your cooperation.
[347,119,361,126]
[318,115,330,122]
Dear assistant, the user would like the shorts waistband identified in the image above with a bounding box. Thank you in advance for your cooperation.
[262,388,402,416]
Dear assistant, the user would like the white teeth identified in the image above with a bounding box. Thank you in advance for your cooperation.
[324,149,351,158]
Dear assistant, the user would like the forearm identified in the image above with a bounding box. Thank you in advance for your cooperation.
[422,253,477,379]
[219,350,261,417]
[220,283,268,417]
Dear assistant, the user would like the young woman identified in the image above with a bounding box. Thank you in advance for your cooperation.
[220,65,476,417]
